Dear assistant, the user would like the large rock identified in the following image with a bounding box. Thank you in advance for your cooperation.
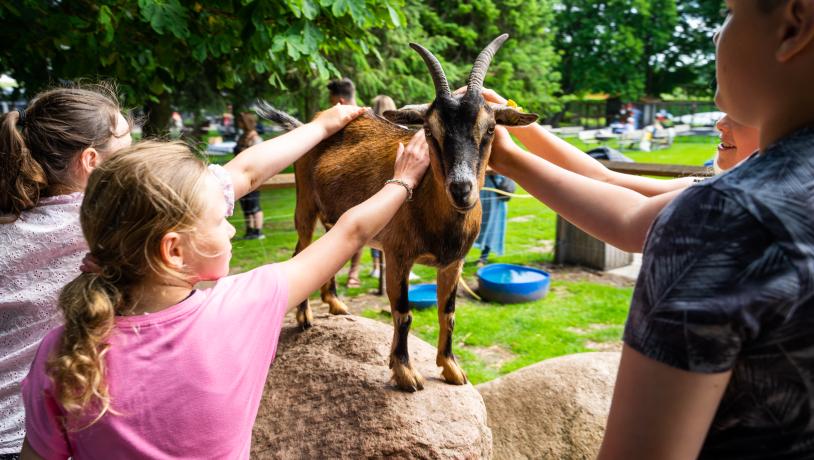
[252,314,492,459]
[477,352,621,460]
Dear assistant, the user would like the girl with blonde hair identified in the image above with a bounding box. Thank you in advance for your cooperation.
[20,133,428,458]
[1,83,364,458]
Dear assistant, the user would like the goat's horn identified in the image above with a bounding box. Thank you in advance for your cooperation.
[466,34,509,96]
[409,42,451,98]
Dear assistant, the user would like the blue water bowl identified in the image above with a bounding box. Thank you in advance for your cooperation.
[408,283,437,310]
[476,264,551,304]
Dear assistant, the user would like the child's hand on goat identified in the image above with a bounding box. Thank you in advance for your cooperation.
[393,130,430,190]
[314,103,366,137]
[487,126,517,173]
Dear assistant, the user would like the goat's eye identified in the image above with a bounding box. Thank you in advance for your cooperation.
[424,128,433,138]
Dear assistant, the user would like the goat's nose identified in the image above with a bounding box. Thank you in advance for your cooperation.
[450,181,473,203]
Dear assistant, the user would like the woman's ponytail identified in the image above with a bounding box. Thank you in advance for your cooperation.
[48,271,121,429]
[0,110,47,218]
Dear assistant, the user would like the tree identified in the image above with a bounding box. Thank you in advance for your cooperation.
[554,0,722,122]
[0,0,404,134]
[327,0,561,118]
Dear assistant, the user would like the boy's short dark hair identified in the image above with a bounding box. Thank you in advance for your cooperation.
[327,78,355,100]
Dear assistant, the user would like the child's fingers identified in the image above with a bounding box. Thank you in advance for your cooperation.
[407,129,424,151]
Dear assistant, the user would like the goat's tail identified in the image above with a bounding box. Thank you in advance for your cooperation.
[255,100,303,131]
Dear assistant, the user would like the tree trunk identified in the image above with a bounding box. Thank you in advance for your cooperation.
[143,92,172,138]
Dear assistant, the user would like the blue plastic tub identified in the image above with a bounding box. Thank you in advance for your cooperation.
[408,284,437,310]
[476,264,551,304]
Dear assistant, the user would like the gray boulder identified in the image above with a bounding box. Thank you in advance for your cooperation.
[252,314,492,459]
[477,352,621,460]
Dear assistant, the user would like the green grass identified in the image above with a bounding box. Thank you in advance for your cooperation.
[568,135,718,166]
[363,281,632,384]
[214,133,718,385]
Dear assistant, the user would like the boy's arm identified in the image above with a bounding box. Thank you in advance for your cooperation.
[476,88,694,196]
[508,122,694,195]
[224,104,366,199]
[490,127,682,252]
[597,345,730,460]
[278,131,430,310]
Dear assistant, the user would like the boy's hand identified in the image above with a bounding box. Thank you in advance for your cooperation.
[453,86,508,105]
[314,103,366,137]
[393,130,430,189]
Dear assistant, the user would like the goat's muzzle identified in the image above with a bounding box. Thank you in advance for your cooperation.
[448,180,478,212]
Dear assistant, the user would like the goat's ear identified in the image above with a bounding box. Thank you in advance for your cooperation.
[382,104,428,125]
[490,104,539,126]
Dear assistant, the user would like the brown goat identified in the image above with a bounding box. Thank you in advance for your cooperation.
[259,34,538,392]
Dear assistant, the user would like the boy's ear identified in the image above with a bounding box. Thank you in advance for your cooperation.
[776,0,814,62]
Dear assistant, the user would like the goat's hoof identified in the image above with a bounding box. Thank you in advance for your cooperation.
[391,360,425,392]
[439,357,468,385]
[442,364,468,385]
[296,309,313,331]
[328,302,349,316]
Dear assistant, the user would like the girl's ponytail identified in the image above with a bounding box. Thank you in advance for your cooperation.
[0,110,47,218]
[45,141,209,429]
[48,270,121,429]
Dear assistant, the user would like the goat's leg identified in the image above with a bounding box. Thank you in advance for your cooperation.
[385,254,424,392]
[293,188,318,331]
[320,277,349,315]
[435,260,468,385]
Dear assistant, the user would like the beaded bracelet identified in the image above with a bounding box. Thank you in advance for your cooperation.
[385,179,413,201]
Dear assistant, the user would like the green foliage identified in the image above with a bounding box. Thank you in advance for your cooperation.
[0,0,404,129]
[555,0,723,100]
[0,0,720,128]
[336,0,562,116]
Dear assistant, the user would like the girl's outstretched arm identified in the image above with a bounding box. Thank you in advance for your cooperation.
[224,104,366,199]
[490,127,681,252]
[598,345,730,460]
[474,88,694,196]
[278,130,430,310]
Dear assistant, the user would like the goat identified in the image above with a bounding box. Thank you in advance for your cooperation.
[259,34,538,392]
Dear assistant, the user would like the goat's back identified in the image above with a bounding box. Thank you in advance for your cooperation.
[296,113,416,222]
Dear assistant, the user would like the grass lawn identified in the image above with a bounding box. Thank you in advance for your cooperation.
[218,134,718,385]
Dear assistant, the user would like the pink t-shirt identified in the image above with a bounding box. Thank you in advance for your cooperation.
[22,264,289,459]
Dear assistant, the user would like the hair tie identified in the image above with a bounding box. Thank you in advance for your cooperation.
[15,109,26,127]
[79,253,102,274]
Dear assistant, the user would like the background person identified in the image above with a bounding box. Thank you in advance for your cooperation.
[234,112,265,240]
[475,171,514,267]
[369,95,395,278]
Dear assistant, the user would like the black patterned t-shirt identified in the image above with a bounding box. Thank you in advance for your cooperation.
[624,127,814,459]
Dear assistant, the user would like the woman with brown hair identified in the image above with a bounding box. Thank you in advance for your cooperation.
[0,84,133,459]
